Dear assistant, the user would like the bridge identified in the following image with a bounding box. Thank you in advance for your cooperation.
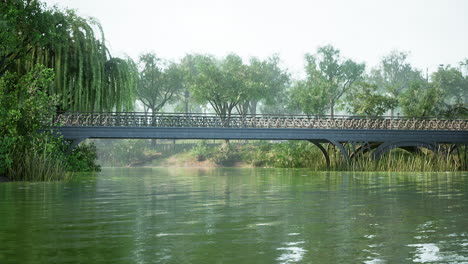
[53,112,468,165]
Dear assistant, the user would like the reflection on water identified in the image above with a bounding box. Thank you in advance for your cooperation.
[0,168,467,263]
[408,243,440,263]
[277,241,307,264]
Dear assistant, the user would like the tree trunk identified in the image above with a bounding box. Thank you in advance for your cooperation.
[249,101,258,115]
[330,100,335,118]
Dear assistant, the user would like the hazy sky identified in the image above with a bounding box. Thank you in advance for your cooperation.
[42,0,468,78]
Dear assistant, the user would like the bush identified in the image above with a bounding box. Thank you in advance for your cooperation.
[0,66,67,181]
[239,142,270,167]
[190,140,212,161]
[210,142,241,166]
[67,143,101,172]
[1,65,101,180]
[241,141,327,169]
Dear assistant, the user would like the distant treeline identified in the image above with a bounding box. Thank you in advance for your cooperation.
[135,48,467,119]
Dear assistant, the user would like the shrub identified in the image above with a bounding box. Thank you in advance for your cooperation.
[190,140,212,161]
[67,143,101,172]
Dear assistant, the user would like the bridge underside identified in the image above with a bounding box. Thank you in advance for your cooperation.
[58,126,468,166]
[58,126,468,142]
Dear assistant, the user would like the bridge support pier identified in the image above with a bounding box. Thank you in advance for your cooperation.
[307,140,351,168]
[329,140,350,164]
[66,138,86,153]
[306,140,456,168]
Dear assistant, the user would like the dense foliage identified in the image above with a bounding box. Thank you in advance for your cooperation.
[0,65,59,177]
[136,47,466,119]
[1,0,136,111]
[0,65,101,180]
[0,0,125,180]
[137,53,183,113]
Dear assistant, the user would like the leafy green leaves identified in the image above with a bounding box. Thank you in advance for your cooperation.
[292,45,365,116]
[1,1,136,111]
[183,54,247,118]
[0,65,58,176]
[344,82,397,116]
[136,53,183,113]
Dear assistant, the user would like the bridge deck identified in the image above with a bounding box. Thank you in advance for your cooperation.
[53,113,468,144]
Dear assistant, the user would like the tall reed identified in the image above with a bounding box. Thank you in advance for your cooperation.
[334,149,464,172]
[8,137,68,181]
[243,142,466,172]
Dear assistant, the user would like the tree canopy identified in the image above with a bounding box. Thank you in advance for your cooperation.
[1,0,136,111]
[184,54,247,119]
[237,55,290,115]
[136,53,183,113]
[292,45,365,117]
[369,51,423,117]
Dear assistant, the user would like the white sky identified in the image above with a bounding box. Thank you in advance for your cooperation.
[42,0,468,78]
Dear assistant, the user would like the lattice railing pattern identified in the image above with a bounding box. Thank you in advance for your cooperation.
[53,112,468,131]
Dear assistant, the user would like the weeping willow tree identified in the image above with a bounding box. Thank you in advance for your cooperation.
[6,2,136,111]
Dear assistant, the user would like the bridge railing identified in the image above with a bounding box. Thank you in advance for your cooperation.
[52,112,468,131]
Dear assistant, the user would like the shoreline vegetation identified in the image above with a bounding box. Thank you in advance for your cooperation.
[94,139,468,172]
[1,1,467,181]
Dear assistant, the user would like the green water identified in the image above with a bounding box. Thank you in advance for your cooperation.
[0,168,467,263]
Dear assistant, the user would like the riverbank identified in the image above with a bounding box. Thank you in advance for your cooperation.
[137,152,250,168]
[95,140,467,172]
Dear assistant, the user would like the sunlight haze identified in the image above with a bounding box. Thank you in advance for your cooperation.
[42,0,468,78]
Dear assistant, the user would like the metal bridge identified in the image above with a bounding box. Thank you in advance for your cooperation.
[53,112,468,165]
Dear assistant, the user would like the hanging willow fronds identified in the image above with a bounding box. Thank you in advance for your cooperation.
[12,7,135,112]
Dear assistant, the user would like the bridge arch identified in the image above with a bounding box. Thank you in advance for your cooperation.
[371,141,443,160]
[306,140,350,167]
[349,142,382,159]
[328,140,350,164]
[307,140,330,168]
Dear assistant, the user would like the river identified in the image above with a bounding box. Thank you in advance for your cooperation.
[1,168,467,263]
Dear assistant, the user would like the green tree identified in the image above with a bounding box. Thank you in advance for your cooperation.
[177,54,201,113]
[136,53,183,113]
[1,0,136,111]
[430,65,468,118]
[289,79,328,116]
[431,66,467,103]
[300,45,365,117]
[400,79,441,117]
[0,0,114,179]
[187,54,248,120]
[0,0,58,77]
[236,55,290,115]
[261,87,298,115]
[344,82,397,116]
[0,65,64,178]
[370,50,423,117]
